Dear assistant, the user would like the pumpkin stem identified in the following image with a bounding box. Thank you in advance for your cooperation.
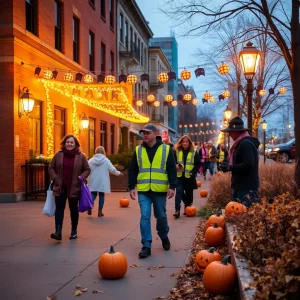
[208,247,215,253]
[213,223,219,228]
[108,245,115,254]
[221,255,231,265]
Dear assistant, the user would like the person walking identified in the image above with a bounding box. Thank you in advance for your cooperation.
[220,116,260,207]
[199,142,209,180]
[128,123,177,259]
[217,143,228,171]
[88,146,123,217]
[207,140,218,179]
[49,134,91,240]
[173,135,200,218]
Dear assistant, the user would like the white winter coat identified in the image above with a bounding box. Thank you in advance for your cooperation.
[88,154,120,193]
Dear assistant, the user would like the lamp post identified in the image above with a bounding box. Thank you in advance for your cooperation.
[224,106,232,149]
[239,42,261,136]
[261,120,267,163]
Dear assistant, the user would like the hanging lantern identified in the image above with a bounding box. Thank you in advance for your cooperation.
[222,90,230,98]
[84,74,94,83]
[206,122,209,126]
[203,91,212,100]
[153,100,160,107]
[105,75,116,84]
[96,92,103,98]
[127,74,138,84]
[43,70,53,79]
[218,63,230,75]
[200,123,204,127]
[147,94,155,102]
[259,89,266,96]
[136,100,143,107]
[180,69,192,80]
[171,100,177,107]
[184,93,192,101]
[158,72,169,83]
[279,87,287,94]
[192,98,198,105]
[64,72,73,82]
[165,94,173,102]
[212,121,215,125]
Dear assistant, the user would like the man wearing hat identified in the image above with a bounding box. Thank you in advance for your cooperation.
[220,116,260,207]
[128,123,177,258]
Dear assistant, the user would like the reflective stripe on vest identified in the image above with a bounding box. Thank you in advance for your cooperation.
[176,150,195,178]
[136,144,170,192]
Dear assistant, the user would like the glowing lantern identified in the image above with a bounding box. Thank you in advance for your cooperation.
[127,74,138,84]
[147,94,155,102]
[209,96,216,103]
[136,100,143,107]
[171,100,178,107]
[222,90,230,98]
[158,72,169,83]
[105,75,116,84]
[192,98,198,105]
[184,93,192,101]
[64,72,73,82]
[153,100,160,107]
[204,91,212,100]
[180,69,191,80]
[259,89,266,96]
[84,74,94,83]
[44,70,53,79]
[165,95,173,102]
[279,87,287,94]
[96,92,102,98]
[218,63,230,75]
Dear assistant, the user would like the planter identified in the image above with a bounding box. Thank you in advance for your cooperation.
[110,170,128,192]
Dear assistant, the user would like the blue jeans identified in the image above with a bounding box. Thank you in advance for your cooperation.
[138,193,169,249]
[232,189,259,208]
[91,192,105,209]
[209,162,216,176]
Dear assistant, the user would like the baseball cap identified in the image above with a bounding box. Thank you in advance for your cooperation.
[139,123,157,134]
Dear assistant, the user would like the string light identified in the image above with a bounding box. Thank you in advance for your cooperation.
[184,93,192,101]
[165,94,173,102]
[84,74,94,83]
[105,75,116,84]
[222,90,230,98]
[158,72,168,83]
[171,100,177,107]
[203,91,212,100]
[64,72,73,82]
[127,74,138,84]
[180,69,192,80]
[153,100,160,107]
[147,94,155,102]
[279,87,287,94]
[44,85,54,157]
[192,98,198,105]
[72,98,78,137]
[218,63,230,75]
[136,100,143,106]
[44,70,53,79]
[259,89,266,96]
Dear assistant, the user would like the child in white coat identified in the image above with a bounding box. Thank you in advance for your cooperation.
[88,146,123,217]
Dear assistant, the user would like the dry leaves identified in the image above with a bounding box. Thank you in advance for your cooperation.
[92,290,104,294]
[46,296,57,300]
[148,265,165,270]
[129,264,140,268]
[74,285,88,296]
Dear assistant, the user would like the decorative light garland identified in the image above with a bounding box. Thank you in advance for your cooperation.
[44,85,54,157]
[72,98,78,137]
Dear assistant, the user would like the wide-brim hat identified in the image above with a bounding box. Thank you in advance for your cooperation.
[221,116,249,132]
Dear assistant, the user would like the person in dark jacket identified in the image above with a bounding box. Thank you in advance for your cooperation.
[128,123,177,259]
[220,116,260,207]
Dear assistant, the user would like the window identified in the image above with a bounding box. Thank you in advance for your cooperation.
[110,124,115,154]
[119,14,123,43]
[29,101,42,157]
[88,118,96,158]
[26,0,37,35]
[138,38,141,61]
[110,51,114,73]
[100,121,107,150]
[89,0,95,8]
[73,16,79,62]
[130,27,133,50]
[54,0,62,52]
[109,0,114,29]
[141,43,144,67]
[54,106,65,153]
[89,31,95,72]
[101,42,106,73]
[144,48,147,68]
[134,33,137,51]
[124,21,128,49]
[100,0,105,19]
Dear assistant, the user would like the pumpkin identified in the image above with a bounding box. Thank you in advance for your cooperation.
[98,246,128,279]
[217,171,222,176]
[120,197,130,207]
[195,247,222,273]
[204,223,225,246]
[225,201,247,218]
[185,206,197,217]
[206,212,225,228]
[197,181,202,187]
[203,255,237,294]
[200,190,208,197]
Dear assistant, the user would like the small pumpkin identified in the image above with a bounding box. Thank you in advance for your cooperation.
[200,190,208,197]
[206,212,225,228]
[197,181,202,187]
[204,223,225,246]
[195,247,222,273]
[225,201,247,218]
[120,197,130,207]
[98,246,128,279]
[185,206,197,217]
[203,255,237,294]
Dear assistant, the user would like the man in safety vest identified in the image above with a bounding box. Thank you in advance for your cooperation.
[128,123,177,258]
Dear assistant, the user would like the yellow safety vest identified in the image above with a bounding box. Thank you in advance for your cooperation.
[218,150,225,162]
[176,150,196,178]
[136,144,170,192]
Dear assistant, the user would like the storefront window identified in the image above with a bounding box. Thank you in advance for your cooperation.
[28,101,42,157]
[54,106,65,153]
[89,117,96,158]
[100,121,107,150]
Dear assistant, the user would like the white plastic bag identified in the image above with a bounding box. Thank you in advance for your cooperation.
[43,184,56,217]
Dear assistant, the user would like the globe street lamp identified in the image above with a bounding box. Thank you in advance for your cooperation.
[261,120,267,163]
[239,42,261,136]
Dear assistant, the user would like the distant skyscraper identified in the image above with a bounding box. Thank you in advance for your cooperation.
[149,36,179,134]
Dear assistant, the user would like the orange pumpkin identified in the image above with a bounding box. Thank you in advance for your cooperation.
[217,171,222,176]
[197,181,202,187]
[225,201,247,218]
[185,206,197,217]
[195,247,222,273]
[98,246,128,279]
[203,255,237,294]
[206,212,225,228]
[200,190,208,197]
[120,197,130,207]
[204,223,225,246]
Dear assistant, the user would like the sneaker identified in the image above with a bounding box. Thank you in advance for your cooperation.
[162,236,171,251]
[69,230,77,240]
[138,246,151,258]
[173,210,180,218]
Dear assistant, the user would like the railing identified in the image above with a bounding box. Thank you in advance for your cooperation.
[119,41,140,62]
[21,161,50,200]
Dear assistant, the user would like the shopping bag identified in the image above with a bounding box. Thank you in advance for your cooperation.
[78,176,94,213]
[42,183,56,217]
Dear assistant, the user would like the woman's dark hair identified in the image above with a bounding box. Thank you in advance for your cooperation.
[60,134,80,150]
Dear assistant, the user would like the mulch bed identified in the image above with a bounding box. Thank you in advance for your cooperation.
[168,219,238,300]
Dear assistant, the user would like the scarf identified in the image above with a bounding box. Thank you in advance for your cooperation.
[201,147,208,163]
[228,131,250,165]
[62,147,79,197]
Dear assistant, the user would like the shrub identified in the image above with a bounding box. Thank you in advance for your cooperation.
[107,152,133,170]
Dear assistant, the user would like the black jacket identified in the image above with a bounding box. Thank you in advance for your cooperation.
[231,137,260,191]
[128,136,177,194]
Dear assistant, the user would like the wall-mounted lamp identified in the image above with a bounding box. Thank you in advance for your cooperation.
[18,86,35,117]
[80,113,89,131]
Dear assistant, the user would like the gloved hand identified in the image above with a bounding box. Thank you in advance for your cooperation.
[220,161,231,173]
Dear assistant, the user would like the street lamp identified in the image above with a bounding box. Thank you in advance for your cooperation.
[224,106,232,149]
[239,42,261,136]
[261,120,267,163]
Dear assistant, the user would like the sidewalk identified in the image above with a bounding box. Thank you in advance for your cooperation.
[0,177,210,300]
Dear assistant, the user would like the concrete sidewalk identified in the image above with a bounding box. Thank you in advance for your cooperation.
[0,177,210,300]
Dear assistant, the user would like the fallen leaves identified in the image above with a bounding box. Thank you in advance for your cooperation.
[74,285,88,296]
[129,264,140,268]
[46,296,57,300]
[92,290,104,294]
[148,265,165,270]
